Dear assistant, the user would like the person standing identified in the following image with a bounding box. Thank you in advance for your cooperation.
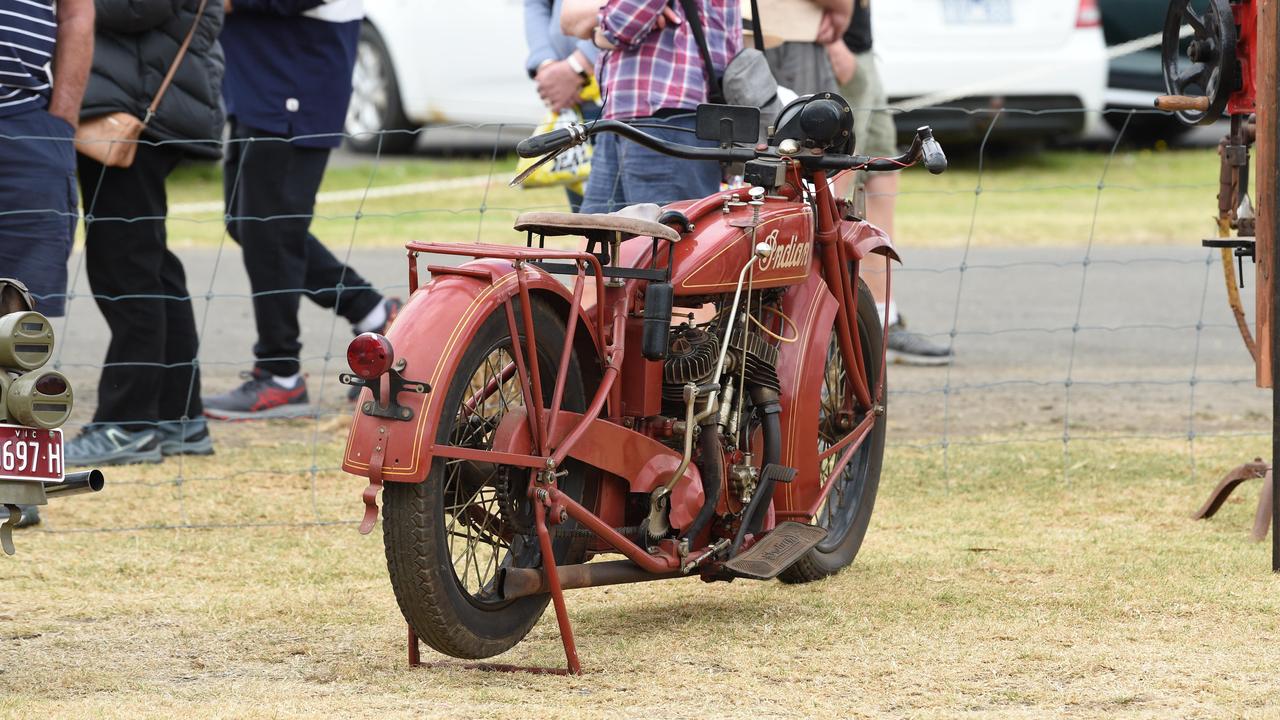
[561,0,741,212]
[0,0,93,319]
[828,0,952,365]
[524,0,601,212]
[0,0,92,529]
[66,0,227,466]
[204,0,400,420]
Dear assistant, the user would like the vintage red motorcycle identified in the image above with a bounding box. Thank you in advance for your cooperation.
[340,95,946,673]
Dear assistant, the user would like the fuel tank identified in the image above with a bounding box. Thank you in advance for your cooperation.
[667,194,815,295]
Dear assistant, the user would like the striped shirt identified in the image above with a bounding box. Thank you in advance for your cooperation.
[0,0,55,116]
[597,0,740,120]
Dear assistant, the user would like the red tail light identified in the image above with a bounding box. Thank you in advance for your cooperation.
[348,333,395,380]
[1076,0,1100,28]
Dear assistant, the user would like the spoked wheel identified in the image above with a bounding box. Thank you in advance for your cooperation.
[1161,0,1239,125]
[780,279,886,583]
[382,298,589,659]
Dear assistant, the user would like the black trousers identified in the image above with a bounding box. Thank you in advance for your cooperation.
[77,144,203,430]
[223,121,382,377]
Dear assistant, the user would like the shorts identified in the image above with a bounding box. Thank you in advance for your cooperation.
[839,51,896,159]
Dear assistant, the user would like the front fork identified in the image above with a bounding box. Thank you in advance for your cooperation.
[813,172,880,413]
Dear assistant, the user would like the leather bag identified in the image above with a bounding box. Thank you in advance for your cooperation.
[75,0,208,167]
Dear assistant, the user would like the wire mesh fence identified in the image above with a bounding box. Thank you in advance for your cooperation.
[4,105,1267,535]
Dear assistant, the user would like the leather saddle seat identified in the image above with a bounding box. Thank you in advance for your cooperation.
[513,203,680,244]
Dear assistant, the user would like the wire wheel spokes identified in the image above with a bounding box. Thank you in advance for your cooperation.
[816,334,855,528]
[442,344,532,604]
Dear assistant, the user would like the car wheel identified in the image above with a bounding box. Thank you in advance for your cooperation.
[345,23,419,155]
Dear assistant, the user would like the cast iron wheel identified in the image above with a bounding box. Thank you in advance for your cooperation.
[1161,0,1239,125]
[345,22,420,154]
[382,298,589,659]
[779,279,885,583]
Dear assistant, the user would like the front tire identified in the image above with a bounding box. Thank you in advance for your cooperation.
[779,279,886,584]
[382,299,588,659]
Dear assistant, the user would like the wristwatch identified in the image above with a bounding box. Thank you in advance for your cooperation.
[566,53,590,84]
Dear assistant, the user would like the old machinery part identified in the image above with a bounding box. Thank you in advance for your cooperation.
[1161,0,1240,125]
[0,311,54,372]
[663,326,719,404]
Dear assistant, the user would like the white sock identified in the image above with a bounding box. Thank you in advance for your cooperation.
[354,301,388,333]
[272,373,301,389]
[875,301,900,328]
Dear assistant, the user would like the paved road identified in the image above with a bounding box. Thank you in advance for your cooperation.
[50,243,1265,443]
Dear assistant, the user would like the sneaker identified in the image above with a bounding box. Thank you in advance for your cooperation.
[14,505,39,528]
[886,320,954,366]
[203,369,312,420]
[65,425,163,467]
[156,418,215,456]
[348,296,403,402]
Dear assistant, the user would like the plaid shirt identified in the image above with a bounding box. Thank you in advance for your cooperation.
[596,0,742,120]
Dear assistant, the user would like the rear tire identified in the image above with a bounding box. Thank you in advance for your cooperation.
[382,298,588,658]
[779,279,886,584]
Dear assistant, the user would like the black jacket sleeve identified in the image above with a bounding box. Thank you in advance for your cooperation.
[94,0,179,34]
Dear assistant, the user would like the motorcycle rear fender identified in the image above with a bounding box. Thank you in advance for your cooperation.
[342,258,603,482]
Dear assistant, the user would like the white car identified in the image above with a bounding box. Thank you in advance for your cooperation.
[345,0,1108,153]
[872,0,1109,142]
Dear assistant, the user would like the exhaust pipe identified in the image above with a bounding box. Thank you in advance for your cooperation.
[499,560,686,601]
[44,469,105,498]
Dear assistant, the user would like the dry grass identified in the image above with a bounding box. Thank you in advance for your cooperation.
[1,423,1276,719]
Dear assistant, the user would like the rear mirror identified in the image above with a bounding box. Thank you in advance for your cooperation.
[695,104,760,145]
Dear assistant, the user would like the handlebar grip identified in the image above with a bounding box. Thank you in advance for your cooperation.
[1154,95,1210,112]
[516,127,576,158]
[921,137,947,175]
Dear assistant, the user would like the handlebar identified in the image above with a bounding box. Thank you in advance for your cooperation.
[516,118,947,176]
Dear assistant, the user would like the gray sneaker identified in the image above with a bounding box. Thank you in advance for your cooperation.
[886,320,954,366]
[65,425,162,467]
[156,418,214,457]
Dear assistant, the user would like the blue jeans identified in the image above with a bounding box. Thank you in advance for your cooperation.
[581,113,721,213]
[0,108,77,317]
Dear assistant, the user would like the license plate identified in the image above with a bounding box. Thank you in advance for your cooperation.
[0,424,64,483]
[942,0,1013,25]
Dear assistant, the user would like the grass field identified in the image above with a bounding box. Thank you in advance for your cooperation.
[153,145,1223,250]
[1,424,1276,719]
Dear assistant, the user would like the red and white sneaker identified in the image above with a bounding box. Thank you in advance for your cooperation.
[203,369,313,420]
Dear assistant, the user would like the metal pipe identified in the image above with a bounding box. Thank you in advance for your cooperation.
[44,469,104,498]
[498,560,684,600]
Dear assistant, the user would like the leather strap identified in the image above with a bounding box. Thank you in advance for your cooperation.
[676,0,726,103]
[144,0,209,125]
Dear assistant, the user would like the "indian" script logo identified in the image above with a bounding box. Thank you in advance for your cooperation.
[757,229,812,272]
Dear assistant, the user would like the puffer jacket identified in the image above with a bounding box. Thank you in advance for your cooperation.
[80,0,225,158]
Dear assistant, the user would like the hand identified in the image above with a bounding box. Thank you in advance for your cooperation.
[653,6,681,30]
[815,8,851,45]
[536,60,584,114]
[826,41,857,86]
[223,0,232,12]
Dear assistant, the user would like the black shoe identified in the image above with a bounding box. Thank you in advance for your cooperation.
[156,418,215,456]
[886,319,953,366]
[203,369,312,420]
[15,505,39,528]
[348,296,403,402]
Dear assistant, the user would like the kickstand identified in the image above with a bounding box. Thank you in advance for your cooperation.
[1,504,19,556]
[1192,459,1273,542]
[403,498,582,676]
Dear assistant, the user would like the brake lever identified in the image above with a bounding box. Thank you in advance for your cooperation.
[509,147,569,188]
